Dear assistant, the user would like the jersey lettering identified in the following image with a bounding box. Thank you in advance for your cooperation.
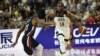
[58,17,65,27]
[25,24,29,31]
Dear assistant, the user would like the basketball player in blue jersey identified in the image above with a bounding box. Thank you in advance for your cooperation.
[13,11,47,56]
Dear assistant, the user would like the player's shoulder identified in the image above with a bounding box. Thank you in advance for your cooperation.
[65,17,70,21]
[32,17,40,24]
[24,18,32,25]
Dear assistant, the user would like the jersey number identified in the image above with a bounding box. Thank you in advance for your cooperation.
[60,22,64,27]
[25,24,29,31]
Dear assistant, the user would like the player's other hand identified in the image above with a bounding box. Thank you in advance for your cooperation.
[44,25,50,30]
[78,26,86,35]
[12,41,18,47]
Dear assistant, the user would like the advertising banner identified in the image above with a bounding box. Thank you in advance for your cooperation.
[73,24,100,47]
[0,24,100,56]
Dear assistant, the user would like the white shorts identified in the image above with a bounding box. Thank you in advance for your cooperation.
[55,28,71,40]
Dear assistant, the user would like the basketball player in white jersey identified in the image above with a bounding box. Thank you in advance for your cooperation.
[46,2,75,56]
[46,1,87,56]
[54,16,72,56]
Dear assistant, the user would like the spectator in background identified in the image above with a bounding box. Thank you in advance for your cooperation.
[4,0,10,5]
[8,21,16,29]
[81,0,88,11]
[86,16,95,24]
[95,14,100,24]
[27,0,34,11]
[0,0,3,2]
[19,5,26,20]
[0,10,3,29]
[77,2,81,12]
[85,12,95,24]
[0,0,100,29]
[12,11,23,28]
[45,0,51,7]
[11,0,21,7]
[3,9,11,29]
[23,3,30,12]
[34,0,46,20]
[90,0,96,11]
[22,0,27,4]
[62,0,67,8]
[0,2,5,10]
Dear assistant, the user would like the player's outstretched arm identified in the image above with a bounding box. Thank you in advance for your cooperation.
[13,25,25,47]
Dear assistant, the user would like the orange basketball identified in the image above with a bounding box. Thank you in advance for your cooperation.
[78,26,86,34]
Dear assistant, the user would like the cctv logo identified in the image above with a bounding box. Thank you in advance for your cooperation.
[73,27,100,45]
[0,32,13,49]
[73,27,100,37]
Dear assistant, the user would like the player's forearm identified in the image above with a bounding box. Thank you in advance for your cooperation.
[80,26,86,35]
[15,26,24,42]
[15,30,22,42]
[45,22,55,26]
[67,10,80,19]
[15,34,20,42]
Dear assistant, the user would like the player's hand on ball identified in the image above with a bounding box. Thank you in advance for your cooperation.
[78,26,86,35]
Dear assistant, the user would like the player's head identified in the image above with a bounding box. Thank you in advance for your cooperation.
[29,10,35,17]
[47,9,56,21]
[56,2,64,11]
[49,9,56,17]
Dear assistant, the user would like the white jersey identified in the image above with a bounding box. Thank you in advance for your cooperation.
[54,16,71,39]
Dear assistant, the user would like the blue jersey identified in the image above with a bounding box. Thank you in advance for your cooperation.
[24,18,33,36]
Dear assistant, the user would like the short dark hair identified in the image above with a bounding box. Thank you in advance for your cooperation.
[29,11,35,17]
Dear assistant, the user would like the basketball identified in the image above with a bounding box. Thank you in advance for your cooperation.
[78,26,86,34]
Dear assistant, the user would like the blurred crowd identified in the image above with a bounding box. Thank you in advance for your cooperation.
[0,0,100,29]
